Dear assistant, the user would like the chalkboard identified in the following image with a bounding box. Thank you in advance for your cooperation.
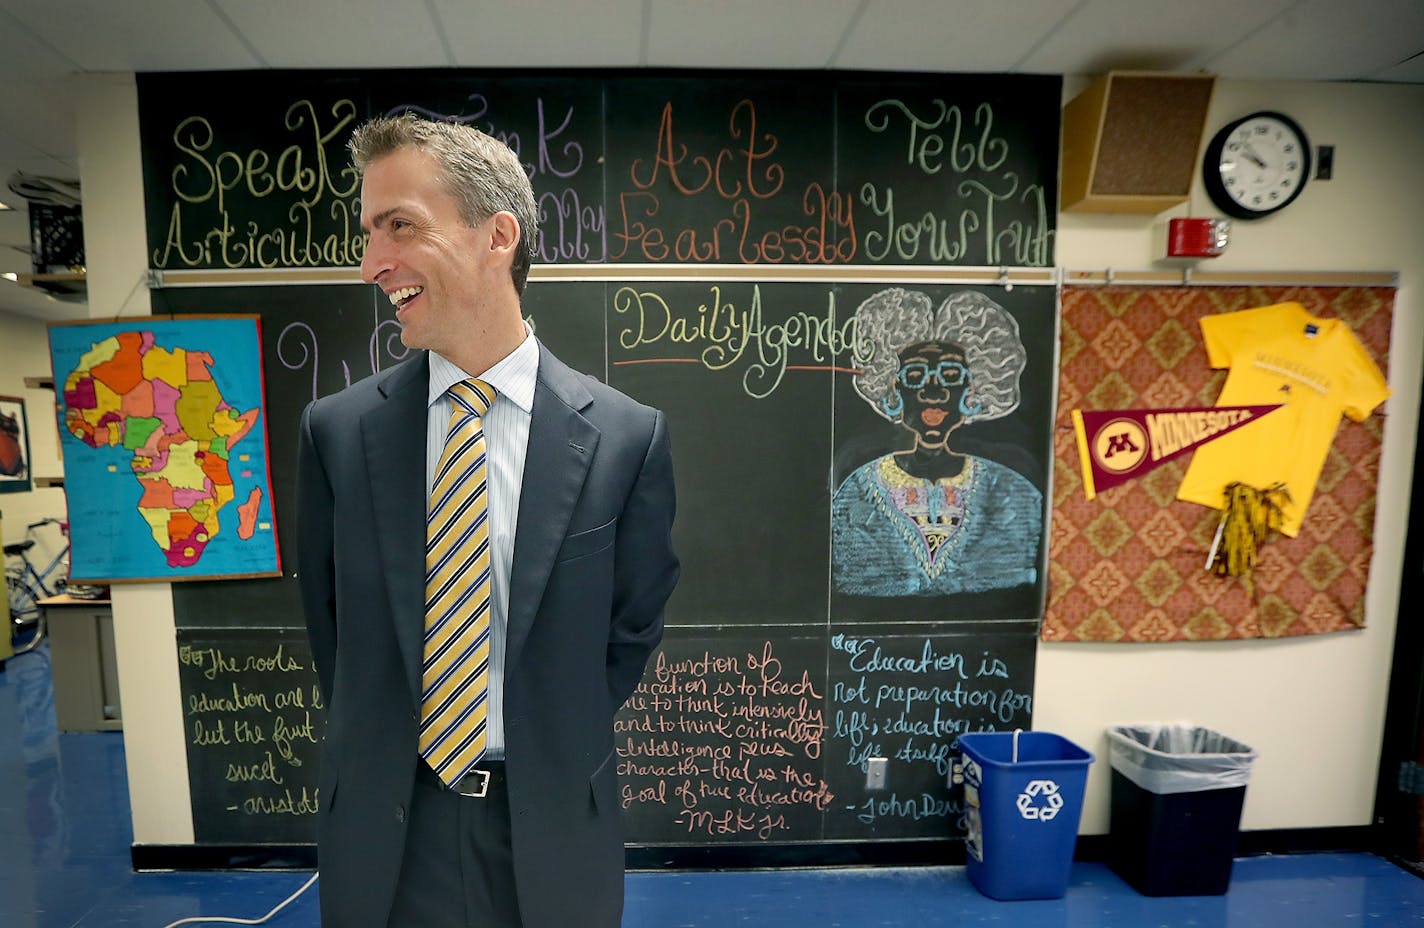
[609,279,834,623]
[838,75,1058,267]
[136,69,1061,857]
[603,76,840,264]
[175,628,321,843]
[615,623,1035,845]
[138,69,1060,272]
[138,71,367,273]
[828,282,1056,622]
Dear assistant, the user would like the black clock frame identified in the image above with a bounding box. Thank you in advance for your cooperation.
[1202,110,1311,220]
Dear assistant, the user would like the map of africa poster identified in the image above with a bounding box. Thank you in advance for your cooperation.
[48,316,281,583]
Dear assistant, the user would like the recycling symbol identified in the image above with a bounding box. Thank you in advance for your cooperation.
[1016,779,1063,821]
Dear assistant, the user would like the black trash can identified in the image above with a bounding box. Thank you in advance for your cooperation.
[1106,724,1256,896]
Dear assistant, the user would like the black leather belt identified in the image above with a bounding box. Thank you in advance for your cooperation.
[417,759,506,798]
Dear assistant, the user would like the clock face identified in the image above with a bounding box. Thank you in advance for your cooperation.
[1204,111,1311,219]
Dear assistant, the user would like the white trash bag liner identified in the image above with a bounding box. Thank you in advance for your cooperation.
[1106,724,1256,795]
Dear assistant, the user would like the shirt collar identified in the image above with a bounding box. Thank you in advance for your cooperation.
[427,323,539,414]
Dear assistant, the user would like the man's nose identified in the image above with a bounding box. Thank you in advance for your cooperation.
[360,233,390,284]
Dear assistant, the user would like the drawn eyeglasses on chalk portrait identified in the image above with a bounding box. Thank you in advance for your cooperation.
[896,360,971,391]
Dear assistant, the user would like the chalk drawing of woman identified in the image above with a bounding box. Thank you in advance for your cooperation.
[832,287,1042,597]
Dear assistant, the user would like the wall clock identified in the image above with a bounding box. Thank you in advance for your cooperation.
[1202,111,1311,219]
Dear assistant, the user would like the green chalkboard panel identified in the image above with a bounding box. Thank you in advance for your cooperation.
[175,628,321,843]
[613,622,1036,846]
[608,279,834,624]
[828,282,1055,623]
[837,74,1059,267]
[603,76,842,265]
[138,71,367,274]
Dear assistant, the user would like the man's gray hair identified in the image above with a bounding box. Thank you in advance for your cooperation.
[350,113,538,294]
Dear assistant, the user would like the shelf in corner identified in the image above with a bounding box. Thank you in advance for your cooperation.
[17,271,86,300]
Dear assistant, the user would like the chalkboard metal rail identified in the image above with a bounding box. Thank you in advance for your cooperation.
[152,265,1399,290]
[1063,268,1399,288]
[151,268,362,287]
[152,265,1061,287]
[538,264,1061,285]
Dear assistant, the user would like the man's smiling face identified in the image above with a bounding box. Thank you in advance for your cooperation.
[358,146,501,359]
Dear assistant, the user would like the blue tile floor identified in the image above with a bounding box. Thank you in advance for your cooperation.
[3,644,1422,927]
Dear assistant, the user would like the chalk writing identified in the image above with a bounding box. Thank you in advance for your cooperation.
[612,99,854,263]
[389,94,587,181]
[864,99,1009,175]
[153,100,363,269]
[616,641,832,842]
[277,317,413,405]
[856,98,1052,266]
[828,634,1031,828]
[177,637,321,838]
[613,283,865,398]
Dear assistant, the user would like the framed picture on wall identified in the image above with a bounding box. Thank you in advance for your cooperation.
[0,395,32,493]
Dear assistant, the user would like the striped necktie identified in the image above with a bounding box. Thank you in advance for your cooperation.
[419,378,497,786]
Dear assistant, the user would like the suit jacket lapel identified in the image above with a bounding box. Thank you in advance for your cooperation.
[361,354,430,708]
[507,343,598,671]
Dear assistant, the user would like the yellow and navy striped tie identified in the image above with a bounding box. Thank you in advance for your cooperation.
[419,378,497,786]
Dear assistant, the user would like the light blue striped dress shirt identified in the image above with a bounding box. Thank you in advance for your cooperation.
[425,331,538,760]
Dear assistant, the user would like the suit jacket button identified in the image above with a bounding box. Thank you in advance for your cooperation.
[395,805,406,823]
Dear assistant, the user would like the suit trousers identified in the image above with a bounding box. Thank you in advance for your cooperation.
[387,763,522,927]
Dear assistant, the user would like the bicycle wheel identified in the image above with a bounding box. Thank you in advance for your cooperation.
[6,572,38,624]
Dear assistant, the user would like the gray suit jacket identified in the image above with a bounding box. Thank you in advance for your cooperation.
[297,341,678,927]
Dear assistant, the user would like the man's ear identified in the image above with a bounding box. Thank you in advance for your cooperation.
[488,211,520,260]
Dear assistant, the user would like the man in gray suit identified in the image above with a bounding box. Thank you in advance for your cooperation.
[297,114,678,927]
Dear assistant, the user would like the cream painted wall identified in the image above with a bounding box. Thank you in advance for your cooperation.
[1045,79,1424,832]
[67,75,1421,843]
[0,311,67,553]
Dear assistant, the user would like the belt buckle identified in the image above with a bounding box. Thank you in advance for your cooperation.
[455,768,490,798]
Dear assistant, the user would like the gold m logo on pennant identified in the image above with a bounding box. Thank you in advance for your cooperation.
[1092,418,1149,475]
[1072,404,1281,500]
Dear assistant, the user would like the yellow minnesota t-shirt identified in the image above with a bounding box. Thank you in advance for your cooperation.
[1177,302,1390,536]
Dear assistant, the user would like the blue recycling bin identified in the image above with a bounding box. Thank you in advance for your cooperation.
[959,730,1094,900]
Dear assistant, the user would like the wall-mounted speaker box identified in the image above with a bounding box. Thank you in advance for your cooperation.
[1060,71,1216,214]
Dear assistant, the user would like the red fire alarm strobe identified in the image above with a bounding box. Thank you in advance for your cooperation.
[1167,217,1231,258]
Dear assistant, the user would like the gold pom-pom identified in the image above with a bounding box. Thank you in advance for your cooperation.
[1208,482,1290,577]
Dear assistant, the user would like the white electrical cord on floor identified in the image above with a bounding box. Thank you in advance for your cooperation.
[158,872,318,928]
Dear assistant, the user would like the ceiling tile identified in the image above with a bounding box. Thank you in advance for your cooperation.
[1205,0,1424,81]
[1020,0,1295,76]
[836,0,1078,72]
[1373,54,1424,84]
[3,0,260,71]
[647,0,862,69]
[432,0,644,68]
[214,0,447,68]
[0,3,82,79]
[0,78,77,168]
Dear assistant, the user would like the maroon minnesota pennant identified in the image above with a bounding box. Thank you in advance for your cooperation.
[1071,405,1282,500]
